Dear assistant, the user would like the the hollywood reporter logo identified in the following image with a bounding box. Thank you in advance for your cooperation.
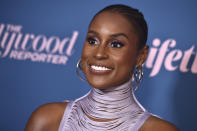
[0,23,79,65]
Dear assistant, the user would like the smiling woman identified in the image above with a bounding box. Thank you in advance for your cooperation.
[25,4,179,131]
[82,11,140,89]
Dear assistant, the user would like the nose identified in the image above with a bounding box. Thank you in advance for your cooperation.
[94,44,108,60]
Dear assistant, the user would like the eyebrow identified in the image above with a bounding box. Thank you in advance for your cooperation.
[88,30,98,35]
[110,33,129,40]
[88,30,129,40]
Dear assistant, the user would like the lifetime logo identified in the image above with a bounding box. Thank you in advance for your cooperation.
[145,38,197,77]
[0,23,79,65]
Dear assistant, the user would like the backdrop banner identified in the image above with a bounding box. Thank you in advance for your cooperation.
[0,0,196,130]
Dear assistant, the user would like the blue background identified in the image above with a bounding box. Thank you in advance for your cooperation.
[0,0,197,130]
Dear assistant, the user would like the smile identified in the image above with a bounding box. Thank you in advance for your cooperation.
[91,65,112,71]
[89,64,113,74]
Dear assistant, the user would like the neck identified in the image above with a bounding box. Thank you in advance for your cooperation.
[90,79,135,107]
[65,78,146,130]
[81,78,144,119]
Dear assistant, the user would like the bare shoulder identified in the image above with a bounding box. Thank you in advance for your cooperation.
[25,102,67,131]
[140,115,179,131]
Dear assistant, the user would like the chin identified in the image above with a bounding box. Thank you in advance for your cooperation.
[87,79,110,89]
[87,78,129,90]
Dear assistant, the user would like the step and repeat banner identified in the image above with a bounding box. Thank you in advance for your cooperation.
[0,0,196,130]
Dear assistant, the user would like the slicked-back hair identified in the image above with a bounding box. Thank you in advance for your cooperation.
[91,4,148,50]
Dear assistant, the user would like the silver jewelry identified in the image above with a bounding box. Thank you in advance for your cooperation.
[76,59,87,81]
[134,66,143,91]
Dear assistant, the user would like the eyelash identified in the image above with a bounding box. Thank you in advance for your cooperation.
[87,37,124,48]
[110,40,124,48]
[87,37,99,45]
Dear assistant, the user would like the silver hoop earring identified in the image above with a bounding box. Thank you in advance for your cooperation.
[76,59,87,82]
[133,66,144,91]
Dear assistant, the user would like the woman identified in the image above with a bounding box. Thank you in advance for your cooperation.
[25,4,179,131]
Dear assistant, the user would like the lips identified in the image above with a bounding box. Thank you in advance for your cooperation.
[89,64,113,74]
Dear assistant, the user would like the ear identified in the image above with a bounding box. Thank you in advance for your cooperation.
[136,45,149,67]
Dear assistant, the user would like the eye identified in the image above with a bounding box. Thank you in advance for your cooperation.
[110,40,124,48]
[87,37,99,45]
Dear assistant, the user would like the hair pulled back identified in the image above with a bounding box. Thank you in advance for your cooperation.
[92,4,148,50]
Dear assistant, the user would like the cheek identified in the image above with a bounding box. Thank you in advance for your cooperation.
[81,44,93,72]
[81,44,91,59]
[113,51,137,72]
[117,49,137,63]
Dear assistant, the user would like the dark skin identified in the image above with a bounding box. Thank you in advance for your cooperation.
[25,11,179,131]
[82,11,146,89]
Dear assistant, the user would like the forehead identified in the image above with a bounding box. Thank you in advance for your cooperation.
[89,11,136,35]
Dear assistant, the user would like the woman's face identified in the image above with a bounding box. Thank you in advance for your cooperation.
[81,11,147,89]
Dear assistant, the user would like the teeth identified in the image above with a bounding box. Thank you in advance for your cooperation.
[91,65,111,71]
